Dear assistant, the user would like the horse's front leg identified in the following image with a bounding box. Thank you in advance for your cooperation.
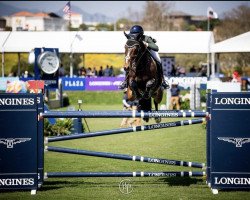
[143,78,156,99]
[129,79,142,99]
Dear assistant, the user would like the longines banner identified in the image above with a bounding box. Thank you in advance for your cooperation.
[210,92,250,189]
[0,93,38,190]
[85,77,124,91]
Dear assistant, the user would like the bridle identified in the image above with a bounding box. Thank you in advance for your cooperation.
[125,40,147,73]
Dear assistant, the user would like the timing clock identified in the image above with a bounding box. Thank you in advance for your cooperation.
[37,51,60,74]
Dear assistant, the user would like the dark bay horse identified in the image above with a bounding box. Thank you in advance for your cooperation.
[123,34,163,123]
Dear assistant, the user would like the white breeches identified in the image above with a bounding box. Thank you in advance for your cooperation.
[149,50,161,63]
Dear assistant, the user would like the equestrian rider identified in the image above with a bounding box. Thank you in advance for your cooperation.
[119,25,168,90]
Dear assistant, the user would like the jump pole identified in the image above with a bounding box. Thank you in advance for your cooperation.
[46,146,205,169]
[45,171,206,178]
[41,110,207,118]
[45,118,205,143]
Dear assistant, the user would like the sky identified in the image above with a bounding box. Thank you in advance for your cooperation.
[2,1,249,19]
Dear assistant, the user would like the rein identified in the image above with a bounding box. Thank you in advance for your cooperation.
[125,40,147,72]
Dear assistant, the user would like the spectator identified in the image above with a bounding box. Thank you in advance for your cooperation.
[120,88,140,127]
[170,64,176,76]
[197,64,207,77]
[190,65,196,73]
[92,67,98,77]
[169,81,181,110]
[104,65,110,76]
[23,71,32,78]
[231,71,241,83]
[79,67,86,77]
[176,66,186,77]
[98,66,104,77]
[86,67,94,77]
[109,66,114,77]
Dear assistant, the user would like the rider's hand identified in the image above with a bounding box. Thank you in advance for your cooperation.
[143,41,148,47]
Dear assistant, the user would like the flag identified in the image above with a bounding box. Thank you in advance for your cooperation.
[75,34,83,41]
[207,7,218,19]
[63,1,71,18]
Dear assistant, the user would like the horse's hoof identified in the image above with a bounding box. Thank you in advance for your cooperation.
[155,117,161,123]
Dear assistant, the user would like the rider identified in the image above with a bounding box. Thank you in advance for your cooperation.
[119,25,168,90]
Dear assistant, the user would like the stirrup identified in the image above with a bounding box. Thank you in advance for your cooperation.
[161,81,169,89]
[118,81,127,90]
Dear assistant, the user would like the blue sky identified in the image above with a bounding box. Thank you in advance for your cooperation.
[2,1,249,19]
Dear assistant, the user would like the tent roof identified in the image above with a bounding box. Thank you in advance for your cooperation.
[0,32,11,48]
[0,31,214,54]
[210,31,250,53]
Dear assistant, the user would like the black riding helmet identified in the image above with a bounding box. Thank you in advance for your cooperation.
[129,25,144,40]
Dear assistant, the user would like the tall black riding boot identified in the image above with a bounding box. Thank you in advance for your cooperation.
[156,61,169,89]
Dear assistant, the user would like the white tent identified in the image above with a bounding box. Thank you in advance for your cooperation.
[0,31,215,77]
[211,31,250,53]
[0,31,214,53]
[0,32,11,48]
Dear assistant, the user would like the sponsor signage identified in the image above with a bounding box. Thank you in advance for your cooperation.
[85,77,124,91]
[210,92,250,189]
[0,94,38,191]
[62,77,85,91]
[0,77,19,91]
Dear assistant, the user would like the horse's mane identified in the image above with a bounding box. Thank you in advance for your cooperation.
[126,39,140,48]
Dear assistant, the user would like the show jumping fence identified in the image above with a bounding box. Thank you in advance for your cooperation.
[1,91,250,195]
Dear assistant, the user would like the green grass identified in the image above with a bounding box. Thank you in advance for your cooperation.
[63,91,167,106]
[1,94,250,199]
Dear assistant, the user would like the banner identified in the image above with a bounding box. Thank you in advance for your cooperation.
[62,77,85,91]
[85,77,124,91]
[0,77,19,91]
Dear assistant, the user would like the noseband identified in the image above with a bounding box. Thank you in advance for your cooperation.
[125,39,147,72]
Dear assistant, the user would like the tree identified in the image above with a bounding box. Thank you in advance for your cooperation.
[60,53,82,76]
[95,23,113,31]
[116,18,133,31]
[79,23,88,31]
[215,5,250,41]
[141,1,174,31]
[215,4,250,74]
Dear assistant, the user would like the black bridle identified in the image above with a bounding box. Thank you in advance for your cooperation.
[125,39,148,72]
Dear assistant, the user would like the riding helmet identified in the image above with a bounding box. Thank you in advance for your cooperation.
[129,25,144,40]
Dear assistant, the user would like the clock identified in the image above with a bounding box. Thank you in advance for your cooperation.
[37,51,60,74]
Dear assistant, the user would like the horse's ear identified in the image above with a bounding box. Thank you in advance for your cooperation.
[124,31,130,39]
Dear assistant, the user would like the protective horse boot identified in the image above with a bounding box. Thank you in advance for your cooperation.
[119,71,128,90]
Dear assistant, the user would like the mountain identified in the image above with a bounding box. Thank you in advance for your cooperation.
[0,2,40,16]
[0,2,115,24]
[56,5,115,23]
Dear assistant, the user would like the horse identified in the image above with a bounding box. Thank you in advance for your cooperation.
[123,33,163,123]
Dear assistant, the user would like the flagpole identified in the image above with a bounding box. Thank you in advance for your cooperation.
[207,17,210,31]
[69,1,71,31]
[207,17,210,78]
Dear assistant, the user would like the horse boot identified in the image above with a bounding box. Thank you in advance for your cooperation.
[118,70,128,90]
